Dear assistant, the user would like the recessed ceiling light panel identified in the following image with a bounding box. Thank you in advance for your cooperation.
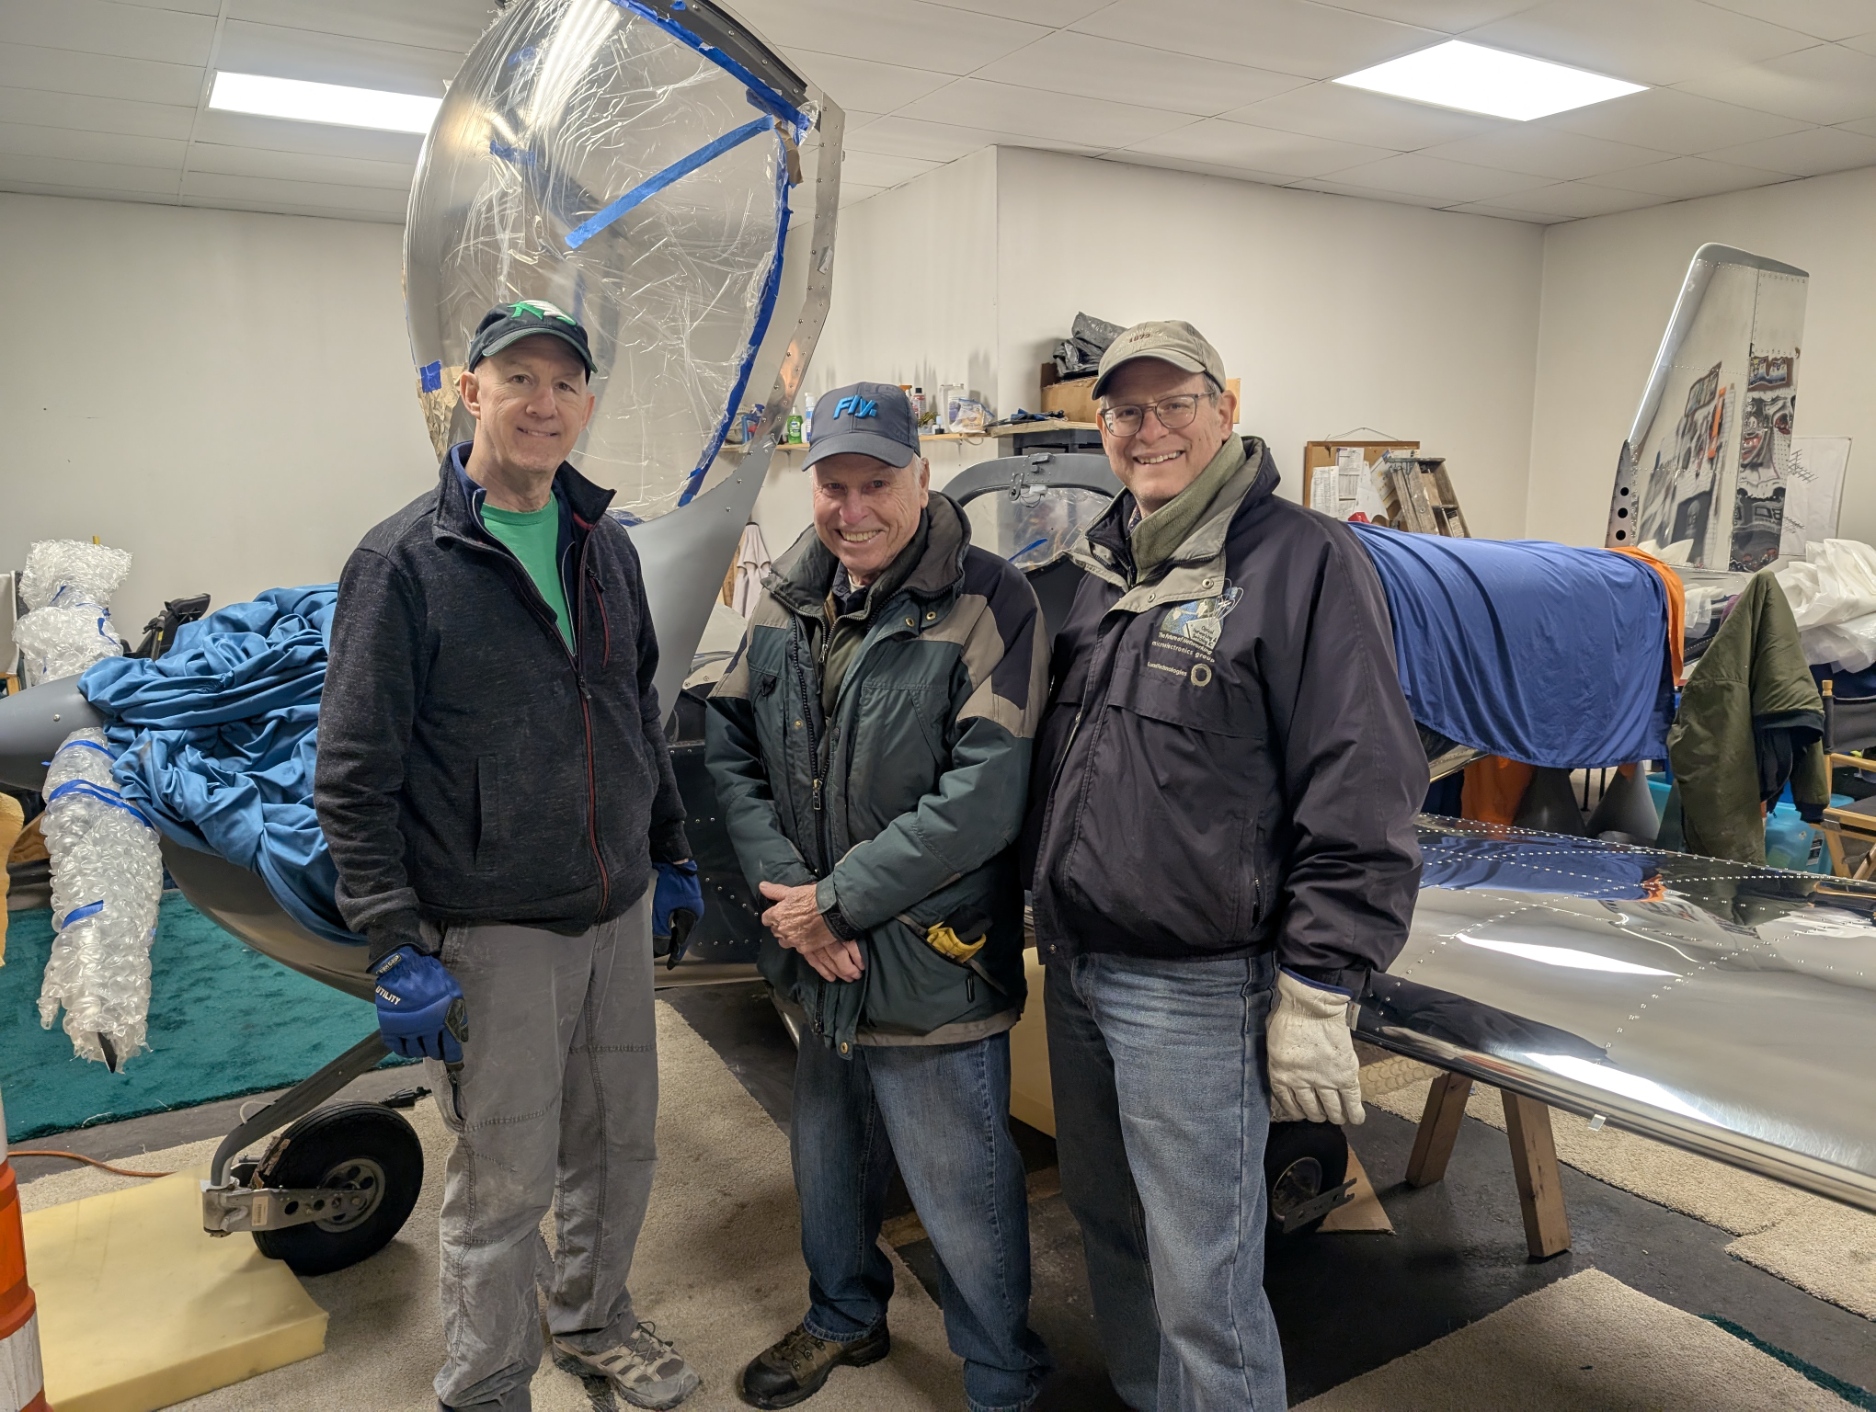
[208,71,442,134]
[1334,40,1646,122]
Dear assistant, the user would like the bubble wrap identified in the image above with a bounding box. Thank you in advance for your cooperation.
[37,728,164,1070]
[14,538,130,686]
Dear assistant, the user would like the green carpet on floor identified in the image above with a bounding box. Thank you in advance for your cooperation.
[2,892,402,1142]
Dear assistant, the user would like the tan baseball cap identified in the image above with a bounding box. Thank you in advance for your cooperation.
[1092,320,1226,397]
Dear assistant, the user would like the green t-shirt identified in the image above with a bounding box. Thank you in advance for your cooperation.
[481,498,574,648]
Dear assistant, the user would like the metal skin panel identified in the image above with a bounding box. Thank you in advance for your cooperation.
[1373,821,1876,1214]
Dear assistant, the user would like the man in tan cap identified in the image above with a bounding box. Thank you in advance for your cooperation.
[1023,321,1426,1408]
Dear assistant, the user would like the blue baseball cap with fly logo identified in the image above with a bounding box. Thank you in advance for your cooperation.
[802,381,920,470]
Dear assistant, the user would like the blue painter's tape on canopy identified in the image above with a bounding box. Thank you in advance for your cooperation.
[419,360,443,393]
[565,116,773,250]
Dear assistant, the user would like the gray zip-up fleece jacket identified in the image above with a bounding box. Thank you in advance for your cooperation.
[706,495,1048,1054]
[316,449,688,961]
[1024,437,1425,994]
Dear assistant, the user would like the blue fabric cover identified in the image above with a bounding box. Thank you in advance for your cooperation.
[1348,524,1672,769]
[79,586,361,945]
[1419,834,1657,899]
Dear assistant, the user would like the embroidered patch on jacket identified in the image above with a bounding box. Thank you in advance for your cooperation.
[1158,585,1241,653]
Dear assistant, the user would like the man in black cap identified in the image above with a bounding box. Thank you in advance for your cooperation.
[318,300,703,1412]
[707,382,1051,1410]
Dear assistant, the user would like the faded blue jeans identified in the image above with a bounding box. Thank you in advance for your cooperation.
[1045,951,1285,1412]
[792,1030,1051,1412]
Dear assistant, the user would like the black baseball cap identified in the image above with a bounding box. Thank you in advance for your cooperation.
[803,382,921,470]
[466,299,596,377]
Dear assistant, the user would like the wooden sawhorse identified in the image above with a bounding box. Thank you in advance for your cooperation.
[1403,1070,1571,1259]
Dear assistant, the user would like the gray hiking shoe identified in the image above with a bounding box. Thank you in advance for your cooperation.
[553,1322,701,1410]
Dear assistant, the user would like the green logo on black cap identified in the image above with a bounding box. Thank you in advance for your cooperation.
[508,300,575,324]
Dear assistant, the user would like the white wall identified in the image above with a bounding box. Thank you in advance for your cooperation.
[815,148,1547,538]
[807,146,999,406]
[1527,166,1876,548]
[995,150,1548,538]
[0,192,437,639]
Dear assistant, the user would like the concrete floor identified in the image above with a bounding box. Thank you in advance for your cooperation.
[660,983,1876,1409]
[16,980,1874,1409]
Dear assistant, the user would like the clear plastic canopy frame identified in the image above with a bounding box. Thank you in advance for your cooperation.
[405,0,842,707]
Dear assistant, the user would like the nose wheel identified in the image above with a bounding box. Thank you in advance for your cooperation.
[248,1102,424,1275]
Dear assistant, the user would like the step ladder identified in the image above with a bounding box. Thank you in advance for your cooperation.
[1378,454,1470,537]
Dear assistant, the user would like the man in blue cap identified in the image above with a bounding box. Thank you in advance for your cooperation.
[707,383,1052,1410]
[318,300,704,1412]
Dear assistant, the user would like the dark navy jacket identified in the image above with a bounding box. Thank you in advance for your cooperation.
[1024,439,1425,994]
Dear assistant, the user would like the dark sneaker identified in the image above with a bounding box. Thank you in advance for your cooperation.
[552,1322,701,1410]
[739,1322,891,1409]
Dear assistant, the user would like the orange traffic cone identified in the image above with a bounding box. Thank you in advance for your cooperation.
[0,1093,47,1412]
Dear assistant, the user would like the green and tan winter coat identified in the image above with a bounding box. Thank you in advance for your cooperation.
[705,494,1047,1054]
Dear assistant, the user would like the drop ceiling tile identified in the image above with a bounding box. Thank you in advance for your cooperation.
[1676,43,1876,125]
[0,121,184,168]
[180,168,412,216]
[781,48,954,114]
[0,42,201,106]
[214,19,465,93]
[1319,150,1551,199]
[0,0,216,67]
[1222,80,1502,149]
[1841,112,1876,134]
[1071,0,1443,80]
[1542,86,1810,153]
[1124,117,1395,176]
[99,0,218,13]
[838,181,885,206]
[843,114,1102,162]
[1445,200,1572,222]
[1700,0,1876,43]
[227,0,495,54]
[178,192,405,223]
[1584,154,1794,198]
[973,30,1310,117]
[186,142,417,190]
[1285,175,1455,207]
[0,150,178,194]
[917,0,1114,25]
[1459,178,1662,215]
[1466,0,1817,86]
[837,148,941,188]
[725,0,1049,77]
[1097,147,1317,186]
[0,85,195,140]
[1846,31,1876,57]
[1419,126,1669,177]
[189,109,427,162]
[1313,0,1546,28]
[1704,123,1876,175]
[895,77,1194,148]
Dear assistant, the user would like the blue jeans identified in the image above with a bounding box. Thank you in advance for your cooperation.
[1045,952,1284,1412]
[792,1030,1051,1412]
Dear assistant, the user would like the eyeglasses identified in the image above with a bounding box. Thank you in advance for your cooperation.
[1099,392,1214,436]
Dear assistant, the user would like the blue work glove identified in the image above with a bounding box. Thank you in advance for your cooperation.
[370,945,468,1063]
[654,859,705,970]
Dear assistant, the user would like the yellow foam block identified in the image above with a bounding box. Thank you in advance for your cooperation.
[22,1164,327,1412]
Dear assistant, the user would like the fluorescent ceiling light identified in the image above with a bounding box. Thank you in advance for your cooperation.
[1335,40,1645,121]
[209,71,441,134]
[1459,934,1676,977]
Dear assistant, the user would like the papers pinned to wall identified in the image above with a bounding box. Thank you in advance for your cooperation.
[1309,446,1388,522]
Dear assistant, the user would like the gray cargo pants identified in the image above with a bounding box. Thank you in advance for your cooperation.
[422,887,658,1412]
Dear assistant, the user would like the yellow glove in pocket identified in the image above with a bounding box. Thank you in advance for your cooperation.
[926,923,985,963]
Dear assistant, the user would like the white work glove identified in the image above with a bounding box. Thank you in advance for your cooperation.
[1266,971,1365,1126]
